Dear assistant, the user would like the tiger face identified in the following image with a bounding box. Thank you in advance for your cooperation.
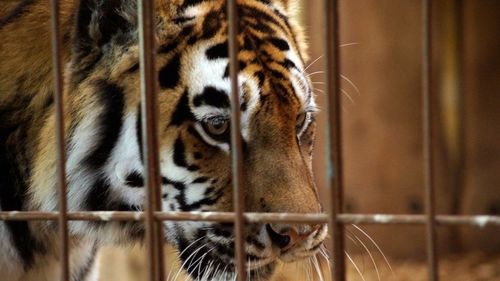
[27,0,327,280]
[153,2,327,279]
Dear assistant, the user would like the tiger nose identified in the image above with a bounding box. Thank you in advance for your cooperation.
[265,224,319,251]
[266,224,291,249]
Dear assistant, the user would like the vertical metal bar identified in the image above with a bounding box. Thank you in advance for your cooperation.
[138,1,165,281]
[49,1,70,280]
[438,0,464,252]
[226,1,246,280]
[422,0,439,280]
[324,0,346,280]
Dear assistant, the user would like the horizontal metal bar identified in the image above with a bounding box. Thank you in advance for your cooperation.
[1,211,499,227]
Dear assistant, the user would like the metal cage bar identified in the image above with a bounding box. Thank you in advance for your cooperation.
[1,211,500,226]
[138,1,165,280]
[226,1,247,280]
[438,0,465,252]
[49,1,69,280]
[422,0,439,280]
[325,0,346,280]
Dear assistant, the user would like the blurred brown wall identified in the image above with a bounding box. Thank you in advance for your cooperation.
[305,0,500,258]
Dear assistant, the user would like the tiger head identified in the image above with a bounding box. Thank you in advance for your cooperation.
[58,0,327,279]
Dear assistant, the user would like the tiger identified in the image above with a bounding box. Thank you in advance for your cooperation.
[0,0,327,280]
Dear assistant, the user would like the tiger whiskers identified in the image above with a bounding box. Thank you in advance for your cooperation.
[306,257,313,281]
[204,260,217,281]
[341,89,355,104]
[340,74,361,95]
[171,244,208,281]
[213,262,222,281]
[345,230,367,271]
[304,42,359,71]
[311,81,326,85]
[318,227,392,280]
[313,87,354,109]
[175,245,215,281]
[351,224,394,277]
[305,55,324,71]
[220,264,229,281]
[340,42,360,48]
[306,70,325,77]
[349,228,381,281]
[181,233,229,281]
[312,254,326,281]
[247,260,251,281]
[319,246,331,270]
[317,245,367,281]
[193,249,214,281]
[309,74,360,96]
[196,259,209,281]
[256,262,263,281]
[167,236,206,281]
[198,259,216,281]
[345,250,366,281]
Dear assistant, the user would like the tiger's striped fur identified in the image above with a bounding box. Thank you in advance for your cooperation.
[0,1,326,280]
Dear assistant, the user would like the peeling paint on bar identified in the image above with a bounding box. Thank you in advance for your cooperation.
[474,216,492,228]
[134,212,143,221]
[373,214,395,223]
[8,211,19,217]
[200,212,218,219]
[95,211,114,221]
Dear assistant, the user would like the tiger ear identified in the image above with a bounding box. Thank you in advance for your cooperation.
[74,0,137,57]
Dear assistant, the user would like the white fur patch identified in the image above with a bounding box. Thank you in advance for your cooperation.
[104,114,145,207]
[0,219,23,281]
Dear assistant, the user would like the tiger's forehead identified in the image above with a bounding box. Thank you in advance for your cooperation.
[178,37,313,138]
[168,0,314,119]
[175,0,304,67]
[178,0,287,18]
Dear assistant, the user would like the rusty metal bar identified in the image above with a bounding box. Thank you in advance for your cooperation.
[422,0,439,280]
[339,214,500,227]
[1,211,500,227]
[138,1,165,280]
[226,1,247,280]
[325,1,346,280]
[49,1,69,280]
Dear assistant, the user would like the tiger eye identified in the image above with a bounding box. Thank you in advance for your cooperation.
[296,113,307,131]
[205,119,229,136]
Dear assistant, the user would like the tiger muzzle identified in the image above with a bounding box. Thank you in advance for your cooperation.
[266,223,323,252]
